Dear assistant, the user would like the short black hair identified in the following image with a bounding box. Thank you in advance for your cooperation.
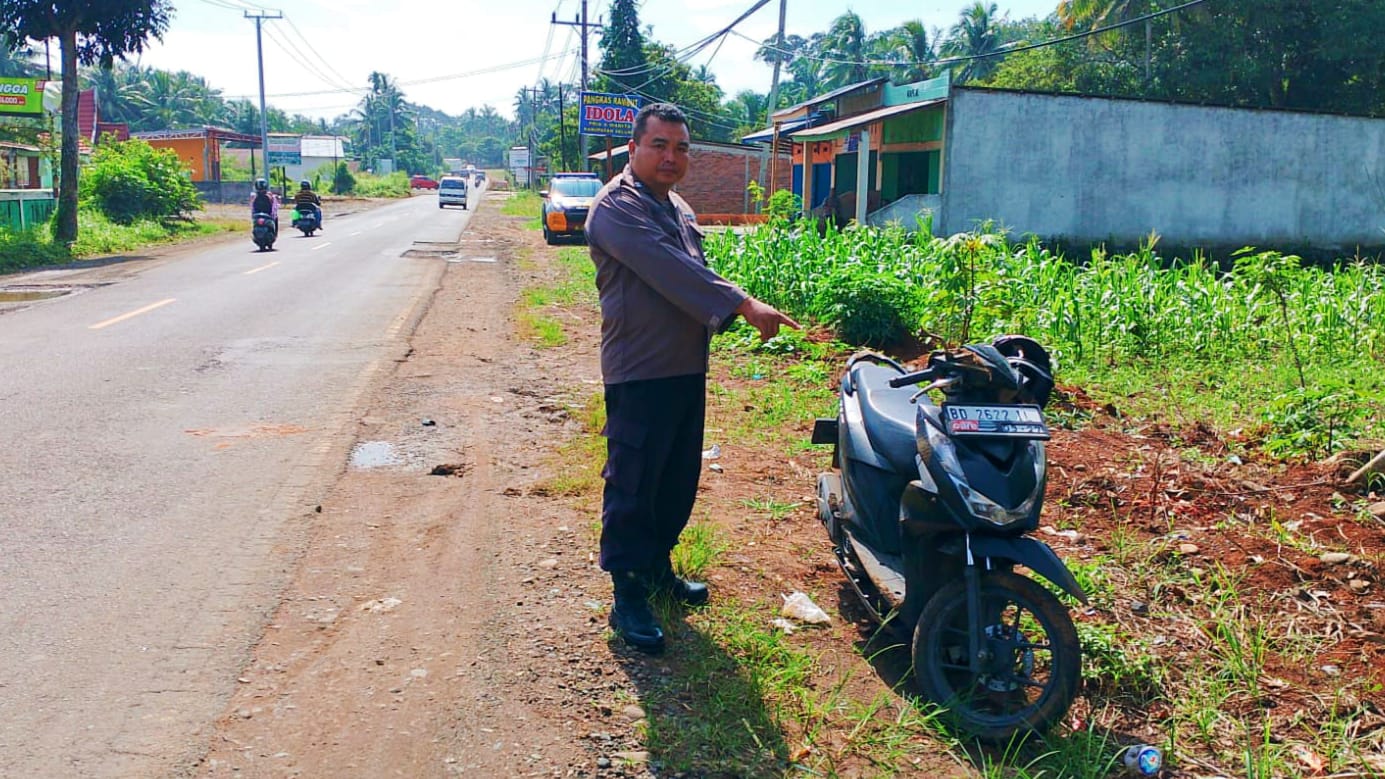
[632,103,688,143]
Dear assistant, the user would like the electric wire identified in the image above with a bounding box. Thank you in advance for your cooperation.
[283,16,357,91]
[738,0,1215,69]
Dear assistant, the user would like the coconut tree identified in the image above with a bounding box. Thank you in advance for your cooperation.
[128,69,209,130]
[942,2,1006,84]
[84,61,145,125]
[1057,0,1155,80]
[876,20,937,83]
[0,34,40,77]
[820,11,870,88]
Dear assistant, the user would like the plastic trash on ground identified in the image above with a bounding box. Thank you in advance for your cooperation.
[781,591,832,625]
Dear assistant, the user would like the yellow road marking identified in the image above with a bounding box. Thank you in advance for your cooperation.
[89,298,177,330]
[244,261,279,275]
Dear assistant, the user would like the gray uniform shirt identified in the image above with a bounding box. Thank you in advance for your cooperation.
[586,165,747,385]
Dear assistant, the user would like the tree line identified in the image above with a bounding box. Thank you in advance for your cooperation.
[512,0,1385,172]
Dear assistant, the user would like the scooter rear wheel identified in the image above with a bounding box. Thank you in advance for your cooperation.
[912,571,1080,743]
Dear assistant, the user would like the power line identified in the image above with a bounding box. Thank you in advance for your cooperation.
[737,0,1215,69]
[282,16,356,91]
[262,23,359,95]
[222,48,578,99]
[597,0,770,79]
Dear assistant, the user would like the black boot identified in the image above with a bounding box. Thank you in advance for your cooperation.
[609,571,665,654]
[651,559,710,607]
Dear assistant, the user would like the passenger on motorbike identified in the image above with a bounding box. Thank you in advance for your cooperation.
[250,178,280,228]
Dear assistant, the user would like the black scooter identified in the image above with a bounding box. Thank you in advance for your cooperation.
[251,211,277,251]
[811,336,1086,743]
[292,202,321,236]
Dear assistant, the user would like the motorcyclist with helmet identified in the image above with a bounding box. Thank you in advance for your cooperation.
[250,178,280,226]
[293,179,323,230]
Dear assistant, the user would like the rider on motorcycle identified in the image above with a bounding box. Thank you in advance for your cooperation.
[293,180,323,229]
[249,178,280,229]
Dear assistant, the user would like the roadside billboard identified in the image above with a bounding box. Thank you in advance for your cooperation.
[267,135,301,166]
[0,78,46,116]
[579,92,641,138]
[509,146,531,186]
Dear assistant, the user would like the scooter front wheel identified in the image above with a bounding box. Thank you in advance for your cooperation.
[912,571,1080,743]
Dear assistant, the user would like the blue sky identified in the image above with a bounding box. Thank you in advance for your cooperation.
[129,0,1061,121]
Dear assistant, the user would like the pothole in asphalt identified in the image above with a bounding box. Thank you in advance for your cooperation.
[0,287,75,303]
[350,441,402,469]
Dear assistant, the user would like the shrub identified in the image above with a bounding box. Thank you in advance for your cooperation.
[80,138,201,224]
[350,171,408,198]
[331,162,355,194]
[812,269,921,346]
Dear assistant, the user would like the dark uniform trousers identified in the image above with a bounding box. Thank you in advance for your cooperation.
[600,373,707,572]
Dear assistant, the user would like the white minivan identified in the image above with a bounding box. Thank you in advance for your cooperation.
[438,176,468,209]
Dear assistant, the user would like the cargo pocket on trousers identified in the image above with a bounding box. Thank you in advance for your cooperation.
[601,416,647,495]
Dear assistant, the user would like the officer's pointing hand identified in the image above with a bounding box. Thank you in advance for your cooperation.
[736,297,802,342]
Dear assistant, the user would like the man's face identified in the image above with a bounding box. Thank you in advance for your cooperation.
[628,116,690,195]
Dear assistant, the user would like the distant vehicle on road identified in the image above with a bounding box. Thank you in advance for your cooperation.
[438,176,468,209]
[410,175,439,190]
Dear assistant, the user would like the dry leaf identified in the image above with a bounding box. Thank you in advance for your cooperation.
[1290,744,1326,775]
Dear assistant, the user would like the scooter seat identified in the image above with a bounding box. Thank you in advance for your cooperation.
[850,362,920,476]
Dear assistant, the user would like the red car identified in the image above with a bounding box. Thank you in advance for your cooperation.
[410,175,439,190]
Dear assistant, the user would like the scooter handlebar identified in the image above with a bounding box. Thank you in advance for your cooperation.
[888,369,934,388]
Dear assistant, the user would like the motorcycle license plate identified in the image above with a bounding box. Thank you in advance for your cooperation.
[941,403,1050,440]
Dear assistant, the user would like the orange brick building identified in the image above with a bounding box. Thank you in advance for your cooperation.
[591,140,791,218]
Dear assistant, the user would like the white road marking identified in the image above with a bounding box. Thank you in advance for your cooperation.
[312,242,333,251]
[89,298,177,330]
[349,230,362,236]
[244,261,279,275]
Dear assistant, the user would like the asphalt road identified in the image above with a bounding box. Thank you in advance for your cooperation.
[0,190,474,776]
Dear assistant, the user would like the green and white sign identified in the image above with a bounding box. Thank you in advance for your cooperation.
[0,78,46,116]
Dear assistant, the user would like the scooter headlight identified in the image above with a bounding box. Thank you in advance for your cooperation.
[927,424,1044,527]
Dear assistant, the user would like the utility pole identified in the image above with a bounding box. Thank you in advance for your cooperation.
[558,83,568,171]
[245,9,282,183]
[552,2,600,170]
[759,0,787,199]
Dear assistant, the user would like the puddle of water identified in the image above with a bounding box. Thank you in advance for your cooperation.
[350,440,402,469]
[0,289,70,302]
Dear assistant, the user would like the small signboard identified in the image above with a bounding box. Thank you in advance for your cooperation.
[579,92,641,138]
[267,136,301,166]
[0,78,46,116]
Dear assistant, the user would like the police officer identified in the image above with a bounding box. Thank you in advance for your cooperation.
[586,103,799,654]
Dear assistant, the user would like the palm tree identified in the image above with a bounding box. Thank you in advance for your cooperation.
[128,69,207,130]
[781,54,826,107]
[0,35,39,77]
[1057,0,1154,79]
[943,2,1006,84]
[84,62,144,125]
[1057,0,1147,33]
[820,11,870,88]
[725,89,767,132]
[876,20,937,83]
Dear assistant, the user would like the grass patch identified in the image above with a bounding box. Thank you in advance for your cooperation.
[530,390,604,498]
[502,190,543,230]
[0,208,236,273]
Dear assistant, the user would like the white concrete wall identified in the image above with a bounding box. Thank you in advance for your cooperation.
[940,88,1385,252]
